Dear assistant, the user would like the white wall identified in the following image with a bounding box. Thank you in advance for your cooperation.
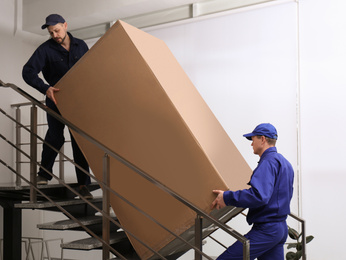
[0,1,44,259]
[299,0,346,259]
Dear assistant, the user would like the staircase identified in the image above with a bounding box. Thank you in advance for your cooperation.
[0,177,245,260]
[4,80,298,260]
[0,181,141,259]
[0,178,246,259]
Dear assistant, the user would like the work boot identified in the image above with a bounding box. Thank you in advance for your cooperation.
[37,175,48,185]
[79,186,93,200]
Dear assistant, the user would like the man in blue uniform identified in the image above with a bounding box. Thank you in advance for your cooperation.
[22,14,93,199]
[211,123,294,259]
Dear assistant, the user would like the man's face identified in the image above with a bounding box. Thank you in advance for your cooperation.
[251,135,263,155]
[47,23,67,44]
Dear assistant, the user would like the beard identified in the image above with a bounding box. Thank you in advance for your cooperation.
[54,33,67,44]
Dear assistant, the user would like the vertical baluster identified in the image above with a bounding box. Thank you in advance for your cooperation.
[102,153,110,260]
[59,145,64,182]
[301,219,306,260]
[243,239,250,260]
[15,106,21,186]
[30,104,37,203]
[195,214,203,260]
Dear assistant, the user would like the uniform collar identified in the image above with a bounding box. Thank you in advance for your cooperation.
[68,32,78,46]
[259,146,277,162]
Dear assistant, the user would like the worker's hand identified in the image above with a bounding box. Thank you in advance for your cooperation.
[46,86,60,105]
[211,190,226,210]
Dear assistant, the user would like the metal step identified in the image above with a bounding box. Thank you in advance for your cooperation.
[38,215,117,230]
[148,206,244,260]
[61,232,127,250]
[108,257,217,260]
[14,197,103,210]
[0,182,100,201]
[14,197,103,218]
[44,258,77,260]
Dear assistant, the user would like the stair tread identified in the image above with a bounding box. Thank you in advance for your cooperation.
[61,232,127,250]
[0,182,100,201]
[38,215,118,230]
[14,197,102,209]
[0,182,99,191]
[48,258,77,260]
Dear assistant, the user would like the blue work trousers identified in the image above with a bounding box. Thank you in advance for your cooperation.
[38,100,91,186]
[217,221,288,260]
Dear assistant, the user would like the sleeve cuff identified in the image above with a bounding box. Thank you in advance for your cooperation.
[223,190,232,206]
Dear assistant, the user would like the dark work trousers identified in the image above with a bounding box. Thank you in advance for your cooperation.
[38,100,91,186]
[217,221,288,260]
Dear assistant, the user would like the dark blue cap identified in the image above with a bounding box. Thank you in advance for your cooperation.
[41,14,65,29]
[243,123,278,140]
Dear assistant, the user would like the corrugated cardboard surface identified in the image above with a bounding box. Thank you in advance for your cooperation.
[55,20,252,258]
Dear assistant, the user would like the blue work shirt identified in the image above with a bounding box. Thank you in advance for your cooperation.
[223,147,294,225]
[22,32,89,96]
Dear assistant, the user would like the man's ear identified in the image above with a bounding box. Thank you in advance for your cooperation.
[261,135,266,144]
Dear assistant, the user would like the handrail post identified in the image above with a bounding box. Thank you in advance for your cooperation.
[301,218,306,260]
[15,106,21,186]
[59,145,65,181]
[289,213,306,260]
[102,153,110,260]
[195,214,203,260]
[243,238,250,260]
[30,104,37,203]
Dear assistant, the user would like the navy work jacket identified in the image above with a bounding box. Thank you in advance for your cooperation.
[22,32,88,96]
[223,147,294,225]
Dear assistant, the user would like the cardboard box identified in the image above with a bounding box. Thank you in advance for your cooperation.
[55,20,252,258]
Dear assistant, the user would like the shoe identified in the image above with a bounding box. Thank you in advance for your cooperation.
[79,186,93,200]
[37,175,48,185]
[95,207,116,218]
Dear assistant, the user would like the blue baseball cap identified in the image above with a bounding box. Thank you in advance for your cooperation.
[243,123,278,140]
[41,14,65,29]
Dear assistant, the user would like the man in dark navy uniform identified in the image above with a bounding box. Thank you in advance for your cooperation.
[22,14,93,199]
[212,123,294,259]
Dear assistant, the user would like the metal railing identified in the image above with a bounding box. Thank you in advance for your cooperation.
[10,101,66,187]
[0,79,251,259]
[218,208,307,260]
[0,237,64,260]
[289,213,306,260]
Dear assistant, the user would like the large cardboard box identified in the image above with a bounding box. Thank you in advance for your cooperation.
[55,20,252,258]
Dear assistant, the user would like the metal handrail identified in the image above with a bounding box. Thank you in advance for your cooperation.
[0,79,250,259]
[0,156,127,259]
[11,100,45,108]
[0,106,182,259]
[0,107,207,259]
[289,213,306,260]
[222,209,307,260]
[10,99,66,186]
[1,106,73,186]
